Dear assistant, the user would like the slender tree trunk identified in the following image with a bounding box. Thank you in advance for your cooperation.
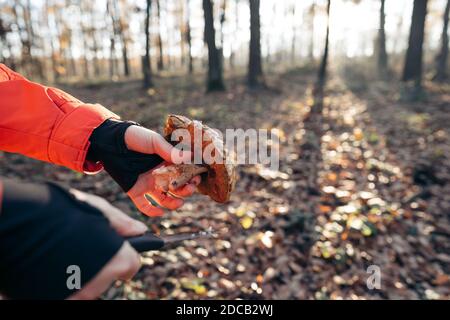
[90,9,101,77]
[186,0,193,74]
[248,0,264,87]
[24,0,43,78]
[220,0,226,49]
[143,0,153,88]
[109,36,116,78]
[121,35,130,76]
[45,0,58,81]
[434,0,450,81]
[230,0,239,69]
[377,0,388,74]
[15,0,41,78]
[107,0,118,78]
[202,0,225,91]
[113,0,130,77]
[179,1,186,67]
[402,0,428,84]
[156,0,164,71]
[64,0,76,78]
[82,33,90,78]
[308,2,316,61]
[317,0,330,88]
[291,4,296,64]
[0,18,9,63]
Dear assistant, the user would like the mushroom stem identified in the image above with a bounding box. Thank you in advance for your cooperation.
[152,164,208,192]
[171,165,208,189]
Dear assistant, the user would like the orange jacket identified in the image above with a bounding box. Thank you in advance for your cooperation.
[0,64,119,204]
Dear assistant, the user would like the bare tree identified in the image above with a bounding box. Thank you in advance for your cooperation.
[13,0,42,78]
[202,0,225,91]
[291,4,297,64]
[229,0,240,69]
[155,0,164,71]
[307,1,316,61]
[186,0,193,74]
[108,0,130,77]
[44,0,58,81]
[107,0,119,78]
[79,0,91,78]
[0,16,12,65]
[143,0,153,88]
[434,0,450,81]
[317,0,331,88]
[377,0,388,75]
[219,0,226,49]
[402,0,428,84]
[89,4,101,77]
[248,0,264,88]
[178,1,187,67]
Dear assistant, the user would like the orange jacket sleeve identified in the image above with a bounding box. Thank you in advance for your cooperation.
[0,63,120,173]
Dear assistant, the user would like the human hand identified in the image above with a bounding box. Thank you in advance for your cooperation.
[88,120,203,217]
[67,189,146,300]
[124,125,201,217]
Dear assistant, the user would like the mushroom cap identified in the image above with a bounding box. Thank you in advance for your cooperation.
[164,114,236,203]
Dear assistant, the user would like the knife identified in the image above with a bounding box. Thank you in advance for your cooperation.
[127,227,217,252]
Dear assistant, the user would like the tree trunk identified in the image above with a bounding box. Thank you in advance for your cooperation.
[156,0,164,71]
[219,0,226,49]
[107,0,118,78]
[402,0,428,83]
[377,0,388,74]
[248,0,264,88]
[79,2,90,78]
[178,1,186,67]
[317,0,331,88]
[291,4,296,64]
[14,1,36,78]
[90,8,101,77]
[202,0,225,91]
[186,0,193,74]
[143,0,153,88]
[308,2,316,61]
[434,0,450,81]
[112,0,130,77]
[45,0,58,82]
[229,0,239,69]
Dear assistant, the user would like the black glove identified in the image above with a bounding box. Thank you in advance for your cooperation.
[87,119,164,192]
[0,179,124,299]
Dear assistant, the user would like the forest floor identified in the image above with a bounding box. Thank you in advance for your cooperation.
[1,67,449,299]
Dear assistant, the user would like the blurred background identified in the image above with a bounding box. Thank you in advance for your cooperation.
[0,0,449,300]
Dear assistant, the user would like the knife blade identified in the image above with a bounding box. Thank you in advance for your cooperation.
[127,227,217,253]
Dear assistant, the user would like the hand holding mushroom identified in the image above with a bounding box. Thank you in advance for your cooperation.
[152,115,236,203]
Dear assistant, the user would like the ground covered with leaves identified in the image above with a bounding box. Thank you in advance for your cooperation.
[1,69,449,299]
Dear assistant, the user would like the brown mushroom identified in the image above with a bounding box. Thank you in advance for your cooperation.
[152,114,236,203]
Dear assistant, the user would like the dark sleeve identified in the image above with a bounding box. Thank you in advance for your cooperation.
[87,119,164,192]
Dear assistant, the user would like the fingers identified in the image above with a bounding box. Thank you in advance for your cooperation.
[69,189,147,237]
[105,205,148,237]
[68,242,141,300]
[124,125,192,164]
[129,194,164,217]
[149,189,184,210]
[169,175,201,198]
[151,134,192,164]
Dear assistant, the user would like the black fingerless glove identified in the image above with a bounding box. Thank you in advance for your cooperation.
[87,119,164,192]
